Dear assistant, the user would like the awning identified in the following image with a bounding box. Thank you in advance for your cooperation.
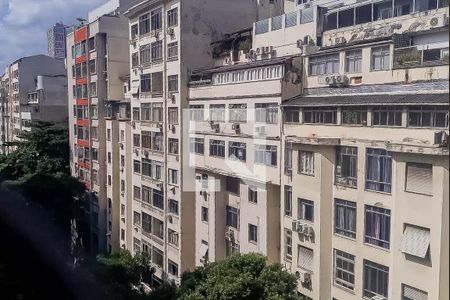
[403,285,428,300]
[401,225,430,258]
[199,243,209,258]
[298,246,313,272]
[282,93,449,107]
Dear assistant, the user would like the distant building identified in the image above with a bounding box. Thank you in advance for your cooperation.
[47,23,67,59]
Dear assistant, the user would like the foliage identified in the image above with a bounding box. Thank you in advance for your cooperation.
[148,253,301,300]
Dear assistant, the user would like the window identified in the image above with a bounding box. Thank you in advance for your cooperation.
[133,212,141,226]
[133,186,141,200]
[142,186,151,204]
[365,205,391,249]
[303,107,337,124]
[133,238,141,253]
[168,138,179,155]
[139,14,150,35]
[226,176,240,194]
[255,144,277,166]
[335,146,358,187]
[151,189,163,210]
[309,54,340,75]
[168,230,179,247]
[150,8,162,31]
[189,105,204,121]
[299,199,314,222]
[168,42,178,60]
[371,46,390,71]
[335,199,357,238]
[373,106,403,126]
[255,103,278,124]
[168,75,178,92]
[298,151,314,175]
[168,107,178,124]
[342,106,367,125]
[298,246,313,271]
[272,15,282,31]
[167,8,178,27]
[131,24,138,39]
[133,108,140,121]
[248,187,257,204]
[133,160,141,173]
[89,82,97,97]
[141,131,151,148]
[152,247,163,268]
[366,148,392,193]
[91,127,98,140]
[190,138,204,155]
[152,103,163,122]
[248,224,258,243]
[151,41,162,62]
[402,284,428,300]
[89,59,96,74]
[229,142,246,162]
[285,11,298,27]
[229,104,247,123]
[142,158,152,177]
[345,50,362,73]
[334,249,355,291]
[284,229,292,260]
[400,224,430,259]
[168,199,179,215]
[226,206,239,229]
[284,186,292,217]
[405,163,432,195]
[168,169,178,185]
[255,19,269,34]
[284,108,300,123]
[210,104,225,122]
[140,44,151,64]
[363,260,389,299]
[133,134,140,147]
[210,140,225,157]
[408,106,448,128]
[142,212,152,233]
[140,74,151,92]
[201,206,209,222]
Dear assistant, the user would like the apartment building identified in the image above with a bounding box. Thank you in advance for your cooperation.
[0,55,67,148]
[122,0,283,286]
[278,1,449,299]
[0,73,9,154]
[67,0,141,254]
[47,23,68,60]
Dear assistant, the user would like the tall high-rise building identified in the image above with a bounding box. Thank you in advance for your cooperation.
[47,23,68,60]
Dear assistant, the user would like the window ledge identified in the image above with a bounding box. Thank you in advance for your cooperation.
[363,242,390,253]
[333,233,356,242]
[404,189,433,197]
[333,283,356,295]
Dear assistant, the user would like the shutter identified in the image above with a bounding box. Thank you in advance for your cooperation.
[298,246,314,271]
[400,225,430,258]
[403,284,428,300]
[199,243,209,258]
[406,163,432,195]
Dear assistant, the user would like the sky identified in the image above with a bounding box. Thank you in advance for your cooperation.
[0,0,106,73]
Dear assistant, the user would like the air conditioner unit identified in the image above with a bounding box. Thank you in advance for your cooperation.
[134,148,139,156]
[297,39,304,48]
[210,123,220,133]
[170,186,176,194]
[157,182,163,189]
[292,220,301,232]
[434,131,449,146]
[304,35,312,45]
[256,126,265,135]
[308,226,315,238]
[119,143,124,150]
[142,150,149,157]
[232,123,240,132]
[170,94,176,103]
[302,223,310,236]
[225,228,236,242]
[131,121,136,128]
[324,75,336,85]
[335,74,349,85]
[167,27,175,36]
[335,37,347,45]
[168,216,173,224]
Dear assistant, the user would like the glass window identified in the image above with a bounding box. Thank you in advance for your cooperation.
[168,75,178,92]
[309,54,340,76]
[255,19,269,34]
[248,224,258,242]
[150,8,162,31]
[139,14,150,35]
[284,186,292,217]
[142,212,152,233]
[255,144,277,166]
[210,139,225,157]
[335,146,358,187]
[190,138,204,155]
[373,106,403,127]
[168,168,178,185]
[298,151,314,175]
[255,103,278,124]
[167,8,178,27]
[133,160,141,173]
[402,284,428,300]
[371,46,391,71]
[299,199,314,222]
[345,50,362,73]
[366,148,392,193]
[168,138,179,155]
[342,106,367,125]
[229,142,246,162]
[284,229,292,260]
[271,15,282,31]
[210,104,225,122]
[140,74,151,92]
[153,190,164,209]
[226,176,240,194]
[133,186,141,200]
[168,199,179,215]
[405,162,433,195]
[151,41,163,62]
[363,260,389,299]
[365,205,391,249]
[303,107,337,124]
[168,107,178,124]
[226,205,239,228]
[335,199,357,238]
[334,249,355,291]
[168,230,179,247]
[408,106,448,128]
[168,42,178,60]
[248,187,258,204]
[285,11,298,27]
[189,105,204,121]
[284,108,300,123]
[229,104,247,123]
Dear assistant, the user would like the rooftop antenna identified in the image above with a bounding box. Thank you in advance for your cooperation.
[76,17,87,26]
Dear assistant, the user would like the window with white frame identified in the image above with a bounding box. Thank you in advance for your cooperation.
[167,8,178,27]
[299,199,314,222]
[255,103,278,124]
[168,199,179,215]
[229,142,246,161]
[284,228,292,260]
[168,259,178,276]
[335,199,357,238]
[335,146,358,187]
[402,284,428,300]
[345,50,362,73]
[133,212,141,226]
[255,19,269,34]
[226,205,239,228]
[298,246,313,272]
[400,224,430,260]
[168,138,179,155]
[133,186,141,200]
[254,144,277,166]
[168,229,179,247]
[140,44,151,64]
[151,41,163,62]
[342,106,367,125]
[366,148,392,193]
[133,238,141,253]
[229,104,247,123]
[168,42,178,60]
[363,260,389,299]
[373,106,403,127]
[334,249,355,291]
[405,162,432,195]
[212,65,283,85]
[168,168,178,185]
[133,160,141,174]
[168,107,178,124]
[168,75,178,92]
[139,14,150,35]
[248,224,258,243]
[298,151,314,175]
[309,54,340,75]
[303,107,337,124]
[365,205,391,249]
[140,74,151,92]
[371,46,391,71]
[248,186,257,204]
[209,139,225,157]
[142,186,151,204]
[201,206,209,222]
[189,105,204,121]
[150,8,162,31]
[190,137,204,155]
[284,186,292,217]
[210,104,225,122]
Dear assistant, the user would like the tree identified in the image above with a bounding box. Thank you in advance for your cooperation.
[148,253,302,300]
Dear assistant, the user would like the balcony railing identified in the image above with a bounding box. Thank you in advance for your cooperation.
[393,46,449,68]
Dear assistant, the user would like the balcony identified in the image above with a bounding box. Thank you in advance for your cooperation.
[393,46,449,69]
